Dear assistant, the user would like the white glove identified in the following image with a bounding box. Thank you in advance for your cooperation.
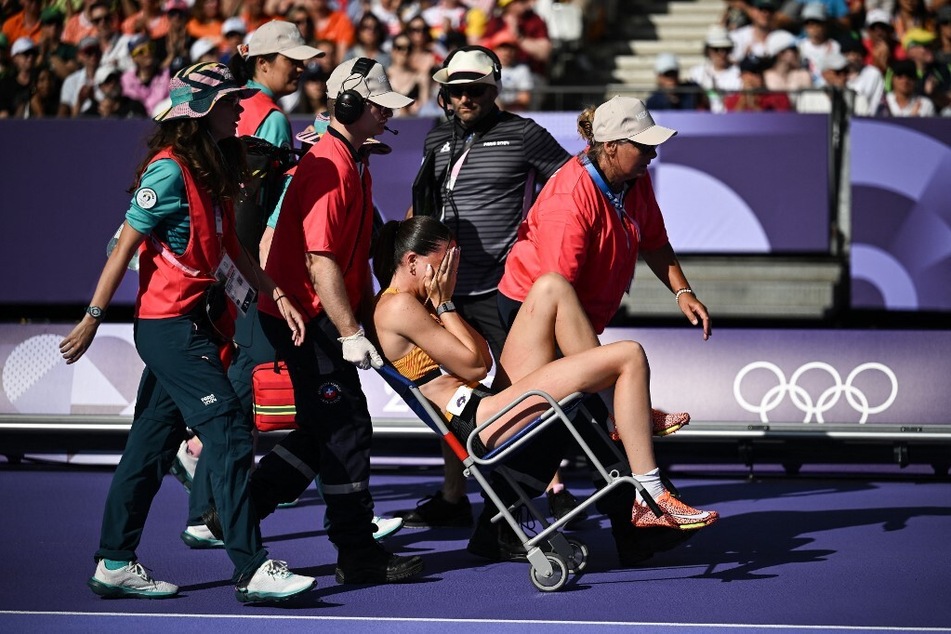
[337,328,384,370]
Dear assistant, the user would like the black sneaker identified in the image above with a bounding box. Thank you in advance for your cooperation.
[393,491,473,528]
[335,542,424,584]
[466,507,550,562]
[546,488,588,527]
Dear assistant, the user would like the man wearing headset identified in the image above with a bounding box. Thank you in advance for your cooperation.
[397,46,572,531]
[248,57,424,585]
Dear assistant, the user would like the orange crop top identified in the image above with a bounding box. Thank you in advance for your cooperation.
[381,288,442,383]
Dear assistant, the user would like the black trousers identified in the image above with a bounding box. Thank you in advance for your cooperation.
[254,312,376,549]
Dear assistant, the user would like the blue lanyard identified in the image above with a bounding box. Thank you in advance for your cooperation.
[581,155,628,216]
[580,155,638,248]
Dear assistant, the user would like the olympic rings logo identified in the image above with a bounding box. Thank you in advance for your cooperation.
[733,361,899,424]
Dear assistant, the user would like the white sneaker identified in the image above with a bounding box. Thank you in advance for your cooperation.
[88,560,179,599]
[235,560,316,603]
[180,524,224,549]
[169,440,198,491]
[372,516,403,541]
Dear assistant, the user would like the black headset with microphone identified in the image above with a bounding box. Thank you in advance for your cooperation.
[334,57,376,124]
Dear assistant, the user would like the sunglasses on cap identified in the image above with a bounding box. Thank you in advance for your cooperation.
[447,83,491,98]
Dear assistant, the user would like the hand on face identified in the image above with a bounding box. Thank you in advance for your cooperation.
[424,245,459,307]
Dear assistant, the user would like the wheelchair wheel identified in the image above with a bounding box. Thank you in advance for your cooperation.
[529,553,569,592]
[565,538,589,573]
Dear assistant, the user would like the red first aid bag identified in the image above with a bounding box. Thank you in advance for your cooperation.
[251,360,298,432]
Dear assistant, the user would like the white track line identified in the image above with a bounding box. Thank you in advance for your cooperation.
[1,612,949,631]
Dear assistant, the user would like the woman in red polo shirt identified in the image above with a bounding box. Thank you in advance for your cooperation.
[498,96,711,339]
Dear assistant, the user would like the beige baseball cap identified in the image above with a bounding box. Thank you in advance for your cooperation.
[327,57,414,110]
[593,96,677,146]
[240,20,323,61]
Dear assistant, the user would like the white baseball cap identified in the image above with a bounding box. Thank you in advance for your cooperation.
[654,52,679,74]
[593,96,677,146]
[240,20,323,60]
[766,30,799,57]
[190,37,218,61]
[327,57,414,110]
[11,36,37,57]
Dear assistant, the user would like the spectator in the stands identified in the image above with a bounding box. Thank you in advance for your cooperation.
[774,0,850,35]
[88,2,134,74]
[764,28,814,105]
[936,6,951,67]
[187,0,225,41]
[900,27,949,112]
[121,33,170,115]
[1,0,41,44]
[385,30,429,116]
[0,37,39,117]
[83,63,147,117]
[482,0,552,79]
[286,5,316,44]
[797,50,871,112]
[154,0,194,74]
[487,29,533,111]
[37,7,78,81]
[688,25,742,112]
[239,0,272,35]
[878,58,935,115]
[730,0,780,62]
[646,52,708,110]
[22,63,61,117]
[406,13,444,76]
[722,0,752,32]
[190,36,220,64]
[58,34,101,116]
[798,2,841,84]
[62,0,101,46]
[841,36,885,112]
[370,0,411,37]
[309,0,355,64]
[891,0,933,48]
[289,64,328,115]
[219,16,247,64]
[422,0,470,42]
[863,8,900,73]
[312,37,337,73]
[122,0,169,40]
[724,54,794,110]
[347,11,390,66]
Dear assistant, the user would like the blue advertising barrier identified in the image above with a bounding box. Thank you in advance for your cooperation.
[1,113,829,308]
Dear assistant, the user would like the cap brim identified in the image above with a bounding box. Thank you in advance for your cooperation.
[154,86,258,122]
[631,125,677,146]
[367,90,414,109]
[432,68,496,86]
[280,44,325,60]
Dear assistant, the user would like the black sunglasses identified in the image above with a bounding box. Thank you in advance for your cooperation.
[447,83,490,98]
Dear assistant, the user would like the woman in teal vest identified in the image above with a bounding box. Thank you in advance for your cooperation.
[59,62,315,604]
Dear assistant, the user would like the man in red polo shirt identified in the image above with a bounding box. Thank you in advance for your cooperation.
[251,57,424,585]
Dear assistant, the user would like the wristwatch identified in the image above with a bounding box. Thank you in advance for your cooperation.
[85,306,105,320]
[435,301,456,316]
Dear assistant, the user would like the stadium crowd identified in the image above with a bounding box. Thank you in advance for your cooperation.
[3,0,949,118]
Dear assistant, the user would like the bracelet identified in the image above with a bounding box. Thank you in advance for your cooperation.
[274,294,287,303]
[436,301,456,316]
[674,288,694,302]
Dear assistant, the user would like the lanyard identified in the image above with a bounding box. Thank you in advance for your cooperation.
[150,204,223,278]
[445,132,475,193]
[580,155,639,246]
